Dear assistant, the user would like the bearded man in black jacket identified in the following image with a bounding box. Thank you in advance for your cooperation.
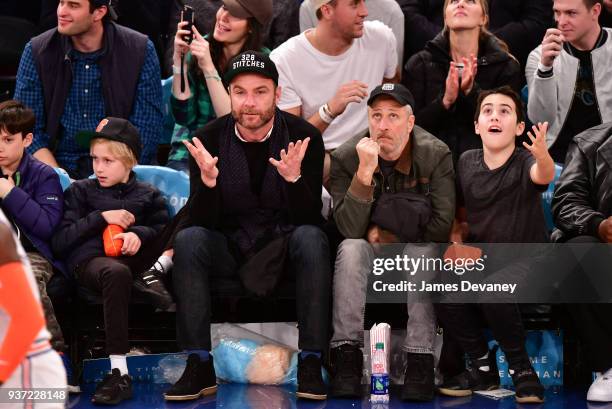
[164,51,331,402]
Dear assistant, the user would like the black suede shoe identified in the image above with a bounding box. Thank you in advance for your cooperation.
[297,354,327,400]
[510,362,545,403]
[438,346,500,397]
[329,344,363,398]
[401,352,435,401]
[164,354,217,401]
[91,368,132,405]
[133,268,173,310]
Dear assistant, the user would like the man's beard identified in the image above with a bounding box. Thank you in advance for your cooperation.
[232,104,275,130]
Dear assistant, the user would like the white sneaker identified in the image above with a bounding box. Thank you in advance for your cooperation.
[587,368,612,402]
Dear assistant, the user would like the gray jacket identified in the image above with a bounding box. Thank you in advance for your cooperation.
[525,28,612,147]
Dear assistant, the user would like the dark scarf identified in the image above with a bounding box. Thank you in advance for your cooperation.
[218,108,294,257]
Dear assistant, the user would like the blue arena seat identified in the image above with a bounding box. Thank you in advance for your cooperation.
[133,165,189,217]
[53,167,72,191]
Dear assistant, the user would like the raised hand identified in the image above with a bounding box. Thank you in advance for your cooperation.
[190,26,215,73]
[101,210,135,230]
[269,138,310,183]
[523,122,549,160]
[327,80,369,117]
[173,21,192,67]
[114,232,141,256]
[460,54,478,95]
[0,176,15,198]
[540,28,565,67]
[442,62,460,109]
[183,137,219,188]
[355,137,380,185]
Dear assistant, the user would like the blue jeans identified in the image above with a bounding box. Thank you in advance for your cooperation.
[172,225,332,351]
[330,239,438,354]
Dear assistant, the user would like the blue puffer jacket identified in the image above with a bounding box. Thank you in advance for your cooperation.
[1,153,67,276]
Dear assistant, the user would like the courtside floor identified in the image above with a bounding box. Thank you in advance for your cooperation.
[67,384,607,409]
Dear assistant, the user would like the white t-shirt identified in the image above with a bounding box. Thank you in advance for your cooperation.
[270,20,397,149]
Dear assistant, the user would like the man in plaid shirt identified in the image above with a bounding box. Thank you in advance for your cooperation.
[14,0,162,179]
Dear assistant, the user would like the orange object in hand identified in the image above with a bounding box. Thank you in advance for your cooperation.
[103,224,124,257]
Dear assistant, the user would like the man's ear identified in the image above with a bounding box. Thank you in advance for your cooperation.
[407,114,416,133]
[474,121,480,135]
[516,121,526,136]
[275,86,282,105]
[23,133,33,149]
[92,5,107,22]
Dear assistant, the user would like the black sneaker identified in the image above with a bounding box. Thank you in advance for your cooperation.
[164,354,217,401]
[438,346,500,397]
[401,352,435,401]
[91,368,132,405]
[329,344,363,398]
[297,354,327,400]
[133,267,173,310]
[510,362,545,403]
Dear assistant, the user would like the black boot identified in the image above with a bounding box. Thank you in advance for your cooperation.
[297,354,327,400]
[510,361,545,403]
[438,346,500,397]
[401,352,435,401]
[329,344,363,398]
[91,368,132,405]
[164,354,217,401]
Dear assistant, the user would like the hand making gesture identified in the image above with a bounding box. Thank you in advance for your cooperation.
[524,122,549,160]
[269,137,310,183]
[184,137,219,188]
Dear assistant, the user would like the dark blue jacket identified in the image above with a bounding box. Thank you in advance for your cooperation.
[1,153,67,275]
[52,174,169,274]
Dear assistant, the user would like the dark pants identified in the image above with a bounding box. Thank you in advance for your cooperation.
[436,303,529,367]
[172,225,331,351]
[565,235,612,371]
[78,257,133,355]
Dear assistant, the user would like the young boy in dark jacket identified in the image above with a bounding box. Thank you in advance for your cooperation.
[52,117,171,405]
[0,100,70,377]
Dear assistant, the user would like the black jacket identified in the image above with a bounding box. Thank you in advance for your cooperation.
[128,110,324,277]
[52,174,169,274]
[551,123,612,242]
[398,0,553,68]
[403,31,522,162]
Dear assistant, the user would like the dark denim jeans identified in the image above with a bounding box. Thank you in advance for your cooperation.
[172,225,331,351]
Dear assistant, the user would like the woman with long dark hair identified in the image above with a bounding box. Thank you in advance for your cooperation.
[167,1,271,172]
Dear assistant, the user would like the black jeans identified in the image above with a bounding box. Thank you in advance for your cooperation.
[436,303,529,367]
[172,225,331,351]
[565,235,612,371]
[78,257,133,355]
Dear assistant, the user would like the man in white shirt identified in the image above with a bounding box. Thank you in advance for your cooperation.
[270,0,398,183]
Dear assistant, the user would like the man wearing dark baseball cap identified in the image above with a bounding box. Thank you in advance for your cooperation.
[164,50,331,401]
[14,0,162,180]
[328,83,455,401]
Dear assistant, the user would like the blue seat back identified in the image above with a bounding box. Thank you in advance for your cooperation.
[53,167,72,191]
[133,165,189,217]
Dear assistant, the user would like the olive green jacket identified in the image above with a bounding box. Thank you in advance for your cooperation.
[330,125,455,242]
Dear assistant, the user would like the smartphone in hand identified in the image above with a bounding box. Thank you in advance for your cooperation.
[180,5,195,45]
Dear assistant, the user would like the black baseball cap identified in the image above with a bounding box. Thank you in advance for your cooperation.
[76,117,142,160]
[224,51,279,85]
[367,83,415,109]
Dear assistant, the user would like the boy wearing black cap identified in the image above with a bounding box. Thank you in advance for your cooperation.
[165,51,330,401]
[329,83,455,401]
[52,117,171,405]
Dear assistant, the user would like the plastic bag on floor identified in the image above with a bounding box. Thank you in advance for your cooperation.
[212,324,298,385]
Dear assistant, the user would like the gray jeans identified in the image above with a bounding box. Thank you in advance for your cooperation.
[331,239,437,354]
